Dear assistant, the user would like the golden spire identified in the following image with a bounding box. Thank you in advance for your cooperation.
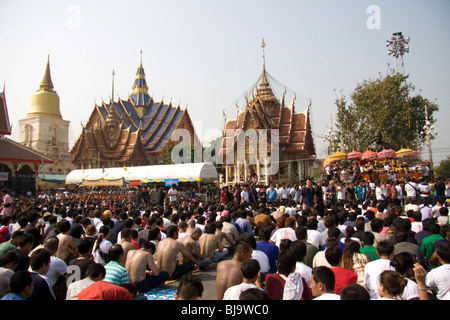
[256,38,276,101]
[40,55,54,91]
[111,69,116,101]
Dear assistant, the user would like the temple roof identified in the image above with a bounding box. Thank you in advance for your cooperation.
[71,53,199,162]
[0,90,11,135]
[218,39,315,160]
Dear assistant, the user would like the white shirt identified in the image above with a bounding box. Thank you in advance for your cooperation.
[313,292,341,300]
[252,250,270,274]
[223,283,262,300]
[364,258,395,299]
[168,188,177,201]
[337,187,347,200]
[240,190,249,203]
[399,278,420,300]
[418,183,431,197]
[270,228,297,248]
[425,264,450,300]
[405,182,418,197]
[66,278,95,300]
[307,229,324,249]
[45,256,68,288]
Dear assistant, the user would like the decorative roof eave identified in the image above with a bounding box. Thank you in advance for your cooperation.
[0,137,54,164]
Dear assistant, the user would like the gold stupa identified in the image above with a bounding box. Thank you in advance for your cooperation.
[27,55,62,118]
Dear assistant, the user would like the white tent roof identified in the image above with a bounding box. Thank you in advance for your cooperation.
[65,162,218,184]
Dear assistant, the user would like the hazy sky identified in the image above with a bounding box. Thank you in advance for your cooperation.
[1,0,449,164]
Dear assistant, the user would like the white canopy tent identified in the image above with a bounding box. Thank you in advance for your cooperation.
[65,162,218,185]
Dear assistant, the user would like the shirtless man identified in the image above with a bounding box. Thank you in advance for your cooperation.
[118,228,137,267]
[126,241,169,292]
[180,228,211,269]
[56,220,78,263]
[155,225,199,279]
[199,222,226,264]
[215,242,252,300]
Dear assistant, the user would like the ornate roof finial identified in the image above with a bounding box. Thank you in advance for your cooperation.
[111,69,116,102]
[140,50,143,66]
[40,55,54,91]
[261,38,266,72]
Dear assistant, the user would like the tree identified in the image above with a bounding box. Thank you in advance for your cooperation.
[434,156,450,178]
[334,71,439,152]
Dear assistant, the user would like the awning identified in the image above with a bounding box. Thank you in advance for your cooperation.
[66,162,218,185]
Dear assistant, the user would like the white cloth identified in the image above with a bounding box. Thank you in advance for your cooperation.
[281,272,303,300]
[295,262,312,287]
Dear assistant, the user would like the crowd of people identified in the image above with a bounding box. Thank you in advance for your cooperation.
[0,172,448,300]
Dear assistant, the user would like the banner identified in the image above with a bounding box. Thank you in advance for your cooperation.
[82,179,123,186]
[165,179,179,186]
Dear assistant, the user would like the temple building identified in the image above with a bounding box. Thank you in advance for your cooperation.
[18,56,73,176]
[219,39,316,185]
[0,89,53,194]
[70,52,200,169]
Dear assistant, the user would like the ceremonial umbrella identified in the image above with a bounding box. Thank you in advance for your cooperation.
[323,152,347,166]
[395,148,418,158]
[377,149,396,160]
[347,151,362,161]
[361,150,377,162]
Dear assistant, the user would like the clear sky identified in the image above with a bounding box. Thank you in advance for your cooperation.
[1,0,449,164]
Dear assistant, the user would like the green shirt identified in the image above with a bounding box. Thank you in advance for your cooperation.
[360,246,379,262]
[421,234,444,260]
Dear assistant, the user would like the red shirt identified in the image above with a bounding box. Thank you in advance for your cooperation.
[76,281,131,300]
[331,267,358,295]
[265,273,313,300]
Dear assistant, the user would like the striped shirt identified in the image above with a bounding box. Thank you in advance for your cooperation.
[104,261,129,286]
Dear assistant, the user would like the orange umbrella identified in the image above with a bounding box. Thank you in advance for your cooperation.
[347,151,362,161]
[361,150,377,162]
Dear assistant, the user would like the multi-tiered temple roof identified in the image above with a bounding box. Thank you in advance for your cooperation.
[71,53,199,167]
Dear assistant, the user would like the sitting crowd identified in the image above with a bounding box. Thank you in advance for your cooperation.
[0,177,448,300]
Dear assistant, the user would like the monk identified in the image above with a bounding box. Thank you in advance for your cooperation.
[215,242,253,300]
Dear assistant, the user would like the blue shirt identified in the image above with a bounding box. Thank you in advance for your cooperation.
[256,241,279,273]
[267,189,278,201]
[1,293,26,300]
[236,218,252,234]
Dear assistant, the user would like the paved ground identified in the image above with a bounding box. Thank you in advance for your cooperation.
[159,255,232,300]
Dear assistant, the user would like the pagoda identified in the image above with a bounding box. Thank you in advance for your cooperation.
[219,39,316,185]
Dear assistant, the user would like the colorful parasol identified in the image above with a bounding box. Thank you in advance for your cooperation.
[377,149,396,160]
[346,151,363,161]
[323,152,347,167]
[395,148,418,158]
[361,150,377,162]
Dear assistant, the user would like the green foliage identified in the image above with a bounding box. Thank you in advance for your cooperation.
[434,156,450,178]
[334,72,439,152]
